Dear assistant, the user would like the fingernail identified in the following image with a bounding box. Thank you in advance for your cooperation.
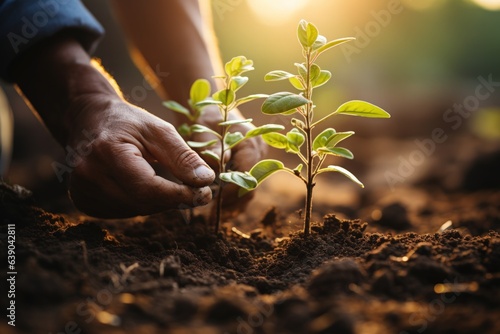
[192,186,212,206]
[194,165,215,181]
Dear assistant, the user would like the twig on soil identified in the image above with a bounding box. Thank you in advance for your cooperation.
[231,226,250,239]
[438,220,454,232]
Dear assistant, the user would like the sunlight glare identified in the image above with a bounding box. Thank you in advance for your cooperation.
[247,0,309,25]
[470,0,500,10]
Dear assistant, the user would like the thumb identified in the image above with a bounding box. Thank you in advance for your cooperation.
[142,121,215,187]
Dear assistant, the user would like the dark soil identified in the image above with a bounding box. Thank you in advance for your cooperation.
[1,169,500,334]
[1,130,500,334]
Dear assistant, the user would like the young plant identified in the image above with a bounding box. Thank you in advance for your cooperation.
[239,20,391,236]
[163,56,284,234]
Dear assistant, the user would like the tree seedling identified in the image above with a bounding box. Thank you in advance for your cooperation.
[238,20,391,237]
[163,56,284,234]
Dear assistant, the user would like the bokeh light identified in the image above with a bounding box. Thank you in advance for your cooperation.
[469,0,500,10]
[246,0,309,25]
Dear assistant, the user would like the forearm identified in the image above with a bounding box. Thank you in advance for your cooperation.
[11,32,120,146]
[110,0,223,106]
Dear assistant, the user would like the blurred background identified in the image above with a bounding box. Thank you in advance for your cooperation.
[1,0,499,218]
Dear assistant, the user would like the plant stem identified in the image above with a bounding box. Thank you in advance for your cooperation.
[214,100,229,234]
[303,49,315,237]
[214,182,223,234]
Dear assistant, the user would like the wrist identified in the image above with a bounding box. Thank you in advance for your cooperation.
[62,62,123,142]
[12,33,122,146]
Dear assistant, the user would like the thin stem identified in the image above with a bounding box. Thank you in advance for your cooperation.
[303,49,315,237]
[296,151,308,165]
[214,182,223,234]
[313,155,327,175]
[311,111,338,128]
[214,99,229,235]
[282,167,308,184]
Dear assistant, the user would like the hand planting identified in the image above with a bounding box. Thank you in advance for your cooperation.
[164,56,284,233]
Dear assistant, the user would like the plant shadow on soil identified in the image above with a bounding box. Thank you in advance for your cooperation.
[1,135,500,334]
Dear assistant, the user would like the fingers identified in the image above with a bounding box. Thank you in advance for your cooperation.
[69,140,212,218]
[140,121,216,188]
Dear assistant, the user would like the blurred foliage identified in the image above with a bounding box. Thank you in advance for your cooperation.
[212,0,500,110]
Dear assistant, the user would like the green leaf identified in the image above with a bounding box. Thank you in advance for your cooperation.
[201,150,220,162]
[220,171,257,190]
[235,94,268,108]
[309,64,321,82]
[230,76,249,92]
[282,109,299,115]
[224,132,244,148]
[316,37,356,56]
[317,165,364,188]
[295,63,307,78]
[190,124,221,138]
[324,131,354,148]
[297,20,319,48]
[190,79,211,105]
[225,56,254,77]
[219,118,253,127]
[248,159,285,184]
[193,99,223,108]
[335,100,391,118]
[312,70,331,88]
[245,124,285,138]
[187,139,218,148]
[289,76,305,90]
[213,89,235,106]
[312,34,327,50]
[265,70,295,82]
[262,92,309,115]
[286,129,305,153]
[262,132,288,149]
[178,123,191,137]
[317,147,354,159]
[313,128,336,151]
[163,101,192,120]
[238,159,287,196]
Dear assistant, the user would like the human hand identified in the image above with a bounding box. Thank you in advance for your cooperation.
[9,34,216,218]
[193,106,268,210]
[66,96,215,218]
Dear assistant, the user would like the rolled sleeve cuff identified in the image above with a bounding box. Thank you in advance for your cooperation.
[0,0,104,81]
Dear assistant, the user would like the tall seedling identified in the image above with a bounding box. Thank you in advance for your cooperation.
[239,20,391,236]
[164,56,284,234]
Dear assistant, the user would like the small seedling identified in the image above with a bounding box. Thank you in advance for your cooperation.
[164,56,284,234]
[238,20,391,236]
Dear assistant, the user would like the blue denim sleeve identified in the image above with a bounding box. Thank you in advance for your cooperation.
[0,0,105,82]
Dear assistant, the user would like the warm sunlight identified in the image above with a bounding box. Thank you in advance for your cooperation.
[401,0,448,11]
[247,0,309,25]
[470,0,500,10]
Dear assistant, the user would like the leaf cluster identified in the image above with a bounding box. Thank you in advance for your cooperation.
[163,56,284,231]
[237,20,391,233]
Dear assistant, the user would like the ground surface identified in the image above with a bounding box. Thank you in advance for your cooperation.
[1,135,500,334]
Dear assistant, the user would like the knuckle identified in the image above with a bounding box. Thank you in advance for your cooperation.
[174,147,200,168]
